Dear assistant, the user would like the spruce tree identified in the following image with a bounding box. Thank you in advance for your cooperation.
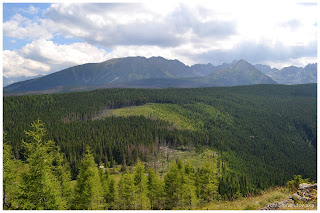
[196,161,218,203]
[133,160,150,209]
[180,161,198,209]
[73,146,104,210]
[106,177,116,209]
[165,159,198,209]
[117,172,136,209]
[100,164,116,209]
[17,120,66,210]
[3,132,19,209]
[164,161,181,209]
[147,167,164,210]
[50,143,73,209]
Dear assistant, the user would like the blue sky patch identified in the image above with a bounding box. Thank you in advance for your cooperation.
[3,3,51,22]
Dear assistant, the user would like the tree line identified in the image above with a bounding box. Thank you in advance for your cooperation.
[3,84,317,192]
[4,121,256,210]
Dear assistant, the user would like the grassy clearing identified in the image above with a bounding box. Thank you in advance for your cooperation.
[97,102,234,131]
[199,187,291,210]
[109,103,196,130]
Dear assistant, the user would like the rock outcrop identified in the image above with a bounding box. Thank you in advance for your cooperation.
[294,183,317,202]
[260,183,317,210]
[259,198,294,210]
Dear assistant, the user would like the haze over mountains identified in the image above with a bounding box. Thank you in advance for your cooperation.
[254,63,317,85]
[3,74,45,87]
[3,56,317,93]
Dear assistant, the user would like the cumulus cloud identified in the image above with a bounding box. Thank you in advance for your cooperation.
[165,4,236,39]
[3,39,111,77]
[3,50,51,77]
[43,2,317,66]
[43,3,236,48]
[190,40,317,68]
[3,2,318,77]
[20,39,109,69]
[3,14,52,40]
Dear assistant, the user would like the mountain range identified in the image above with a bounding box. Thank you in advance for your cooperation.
[254,63,317,84]
[3,56,316,93]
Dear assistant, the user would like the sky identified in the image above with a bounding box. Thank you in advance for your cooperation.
[2,1,318,78]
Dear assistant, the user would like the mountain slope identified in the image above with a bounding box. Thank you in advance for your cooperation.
[190,63,216,76]
[204,59,277,86]
[4,57,277,93]
[254,63,317,84]
[3,74,45,87]
[4,57,194,92]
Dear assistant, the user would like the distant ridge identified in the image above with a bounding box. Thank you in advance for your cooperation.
[3,56,289,93]
[204,59,277,86]
[254,63,317,85]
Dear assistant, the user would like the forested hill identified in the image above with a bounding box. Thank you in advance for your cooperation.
[4,84,317,191]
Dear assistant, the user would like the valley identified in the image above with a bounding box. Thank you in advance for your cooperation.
[3,1,317,210]
[3,83,317,209]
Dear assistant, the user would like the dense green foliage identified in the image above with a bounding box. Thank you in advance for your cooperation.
[3,84,317,193]
[3,121,71,210]
[3,132,19,209]
[73,147,104,210]
[286,175,310,192]
[108,102,233,130]
[3,115,316,209]
[2,122,223,209]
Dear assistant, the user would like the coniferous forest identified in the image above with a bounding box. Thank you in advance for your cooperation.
[3,83,317,210]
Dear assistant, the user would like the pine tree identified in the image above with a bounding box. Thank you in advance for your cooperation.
[50,143,73,209]
[100,164,116,210]
[196,159,219,203]
[164,161,181,209]
[106,177,116,209]
[133,160,150,209]
[17,120,66,210]
[117,172,136,209]
[239,174,249,196]
[164,159,197,209]
[73,146,104,210]
[3,132,19,209]
[147,167,164,210]
[180,161,198,209]
[219,173,242,200]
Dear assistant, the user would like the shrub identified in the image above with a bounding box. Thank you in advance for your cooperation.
[287,175,309,192]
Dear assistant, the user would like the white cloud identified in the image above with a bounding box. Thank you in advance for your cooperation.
[3,2,317,77]
[20,5,39,14]
[20,39,108,66]
[106,45,191,64]
[43,2,317,65]
[3,50,51,77]
[43,3,236,48]
[3,14,52,40]
[269,56,318,69]
[3,39,111,77]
